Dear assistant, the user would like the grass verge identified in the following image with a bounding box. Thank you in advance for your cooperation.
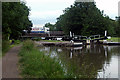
[2,40,10,56]
[107,37,120,42]
[2,40,22,56]
[19,40,66,78]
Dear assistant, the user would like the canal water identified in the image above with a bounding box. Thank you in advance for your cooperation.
[39,44,120,78]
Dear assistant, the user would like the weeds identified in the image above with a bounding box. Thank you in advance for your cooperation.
[2,39,22,56]
[2,40,10,56]
[107,37,120,42]
[19,40,66,78]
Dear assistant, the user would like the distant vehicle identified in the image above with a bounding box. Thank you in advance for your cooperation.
[31,27,49,33]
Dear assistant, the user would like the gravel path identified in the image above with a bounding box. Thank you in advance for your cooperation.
[2,45,21,78]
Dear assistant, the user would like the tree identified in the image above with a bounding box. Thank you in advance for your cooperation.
[55,2,117,36]
[44,22,56,31]
[2,2,32,39]
[115,16,120,37]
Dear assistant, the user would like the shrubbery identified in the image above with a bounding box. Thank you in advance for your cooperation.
[2,40,10,56]
[22,40,34,51]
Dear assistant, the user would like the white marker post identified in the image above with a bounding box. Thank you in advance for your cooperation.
[73,33,74,37]
[105,30,107,37]
[70,31,72,37]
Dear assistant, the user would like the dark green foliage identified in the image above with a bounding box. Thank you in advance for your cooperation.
[14,40,21,44]
[2,2,32,39]
[115,16,120,37]
[55,2,117,36]
[44,22,56,31]
[2,34,10,55]
[2,40,10,55]
[23,40,34,51]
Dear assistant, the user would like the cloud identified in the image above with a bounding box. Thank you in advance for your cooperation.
[30,10,63,19]
[26,0,119,26]
[25,0,75,26]
[30,16,56,27]
[26,0,75,12]
[28,10,63,26]
[26,0,75,5]
[95,0,119,19]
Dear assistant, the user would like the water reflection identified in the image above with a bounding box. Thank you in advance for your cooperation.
[38,44,120,78]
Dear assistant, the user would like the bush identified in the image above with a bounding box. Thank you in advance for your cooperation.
[23,40,34,51]
[14,40,21,44]
[2,40,10,55]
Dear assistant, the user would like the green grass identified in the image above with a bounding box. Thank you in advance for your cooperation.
[19,40,66,78]
[2,40,22,56]
[2,40,11,56]
[107,37,120,42]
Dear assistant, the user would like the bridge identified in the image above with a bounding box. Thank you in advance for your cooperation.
[21,31,108,43]
[21,31,65,39]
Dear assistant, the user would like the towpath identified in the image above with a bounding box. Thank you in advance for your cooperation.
[2,45,21,78]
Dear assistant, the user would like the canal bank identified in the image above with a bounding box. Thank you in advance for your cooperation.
[19,40,66,78]
[19,40,120,78]
[35,40,120,47]
[35,41,83,47]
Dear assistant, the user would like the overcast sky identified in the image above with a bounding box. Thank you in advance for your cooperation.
[24,0,120,27]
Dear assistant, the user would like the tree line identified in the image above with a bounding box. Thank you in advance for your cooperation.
[2,2,32,40]
[45,2,119,37]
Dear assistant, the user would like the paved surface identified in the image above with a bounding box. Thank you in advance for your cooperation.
[2,45,21,78]
[0,58,2,79]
